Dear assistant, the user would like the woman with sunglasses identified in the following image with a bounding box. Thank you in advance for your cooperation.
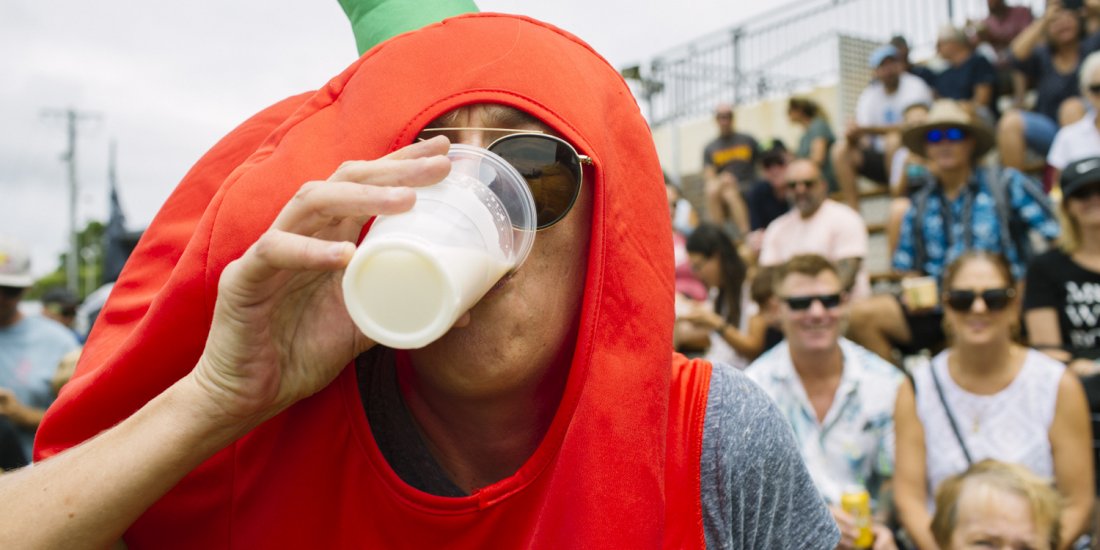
[894,252,1094,550]
[679,223,770,368]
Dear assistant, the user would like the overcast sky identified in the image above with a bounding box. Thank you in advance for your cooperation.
[3,1,778,278]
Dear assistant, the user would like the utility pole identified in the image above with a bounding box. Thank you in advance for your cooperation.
[42,108,98,293]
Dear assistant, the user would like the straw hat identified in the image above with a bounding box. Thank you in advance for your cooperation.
[901,99,994,159]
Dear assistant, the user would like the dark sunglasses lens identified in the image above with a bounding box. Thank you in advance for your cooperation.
[1070,184,1100,200]
[981,289,1012,311]
[927,129,944,143]
[946,290,976,311]
[1090,84,1100,94]
[0,286,23,298]
[785,296,814,310]
[818,294,842,308]
[490,136,582,229]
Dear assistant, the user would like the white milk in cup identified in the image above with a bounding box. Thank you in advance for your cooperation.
[342,144,537,349]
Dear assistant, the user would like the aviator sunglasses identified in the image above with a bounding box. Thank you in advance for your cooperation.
[418,128,593,230]
[782,293,842,310]
[944,288,1016,312]
[926,127,967,144]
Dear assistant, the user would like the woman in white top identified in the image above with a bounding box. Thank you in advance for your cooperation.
[676,223,768,369]
[894,251,1094,550]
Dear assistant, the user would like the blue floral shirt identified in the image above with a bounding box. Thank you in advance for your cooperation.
[892,168,1059,280]
[744,338,903,510]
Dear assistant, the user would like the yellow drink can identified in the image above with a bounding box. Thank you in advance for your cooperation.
[840,486,873,549]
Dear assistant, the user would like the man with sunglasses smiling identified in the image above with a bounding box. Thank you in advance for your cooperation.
[25,10,839,548]
[758,159,872,300]
[0,237,80,469]
[747,255,903,550]
[849,99,1059,362]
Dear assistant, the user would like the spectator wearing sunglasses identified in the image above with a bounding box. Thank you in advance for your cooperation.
[997,1,1100,171]
[0,237,80,469]
[24,11,839,548]
[848,100,1058,362]
[1027,157,1100,378]
[1047,51,1100,183]
[758,159,871,300]
[894,252,1093,550]
[746,254,903,550]
[702,103,758,240]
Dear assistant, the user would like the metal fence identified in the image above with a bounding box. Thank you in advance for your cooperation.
[629,0,1045,127]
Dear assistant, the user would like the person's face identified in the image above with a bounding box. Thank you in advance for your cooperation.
[1065,180,1100,228]
[894,42,911,62]
[688,252,722,289]
[875,58,902,88]
[943,258,1016,347]
[777,271,846,355]
[786,160,826,217]
[0,286,25,326]
[1084,66,1100,112]
[764,161,788,190]
[408,104,592,396]
[1048,10,1079,46]
[926,126,975,172]
[715,109,734,136]
[948,487,1049,550]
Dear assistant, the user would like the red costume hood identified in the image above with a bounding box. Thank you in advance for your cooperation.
[37,14,710,547]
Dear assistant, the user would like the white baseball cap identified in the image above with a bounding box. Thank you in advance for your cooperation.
[0,236,33,288]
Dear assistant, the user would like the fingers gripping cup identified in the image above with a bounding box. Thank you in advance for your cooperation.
[342,144,537,349]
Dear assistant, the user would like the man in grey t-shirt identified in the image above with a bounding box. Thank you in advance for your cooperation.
[703,104,761,239]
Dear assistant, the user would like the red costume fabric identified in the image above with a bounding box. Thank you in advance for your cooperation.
[36,14,712,548]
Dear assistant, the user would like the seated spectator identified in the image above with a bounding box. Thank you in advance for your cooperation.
[745,148,790,253]
[998,1,1100,170]
[931,459,1061,550]
[748,265,784,354]
[788,97,836,191]
[934,25,997,123]
[832,45,933,210]
[677,224,768,368]
[702,103,758,239]
[891,35,937,88]
[893,252,1094,549]
[972,0,1035,68]
[848,100,1058,361]
[1047,52,1100,182]
[758,159,871,300]
[886,102,932,258]
[746,254,902,550]
[1026,157,1100,377]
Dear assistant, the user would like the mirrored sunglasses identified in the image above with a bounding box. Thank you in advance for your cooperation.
[944,288,1016,312]
[419,129,592,230]
[782,293,842,311]
[926,127,967,144]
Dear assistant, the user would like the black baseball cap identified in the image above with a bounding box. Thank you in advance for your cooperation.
[1061,157,1100,197]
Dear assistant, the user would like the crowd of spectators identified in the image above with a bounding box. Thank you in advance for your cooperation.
[670,2,1100,546]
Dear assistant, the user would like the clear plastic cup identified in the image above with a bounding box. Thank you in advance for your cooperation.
[342,144,536,349]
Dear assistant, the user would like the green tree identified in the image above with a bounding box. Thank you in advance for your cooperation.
[29,221,107,301]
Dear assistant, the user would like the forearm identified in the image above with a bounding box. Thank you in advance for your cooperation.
[0,372,254,547]
[1059,498,1094,550]
[716,323,764,359]
[896,499,937,550]
[1010,19,1044,61]
[836,258,862,292]
[5,404,46,429]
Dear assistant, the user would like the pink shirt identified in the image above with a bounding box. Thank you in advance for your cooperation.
[758,199,871,299]
[983,6,1033,56]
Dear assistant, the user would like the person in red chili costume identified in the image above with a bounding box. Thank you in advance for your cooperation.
[17,14,838,548]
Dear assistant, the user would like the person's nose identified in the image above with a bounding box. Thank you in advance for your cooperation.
[971,295,989,314]
[806,298,827,316]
